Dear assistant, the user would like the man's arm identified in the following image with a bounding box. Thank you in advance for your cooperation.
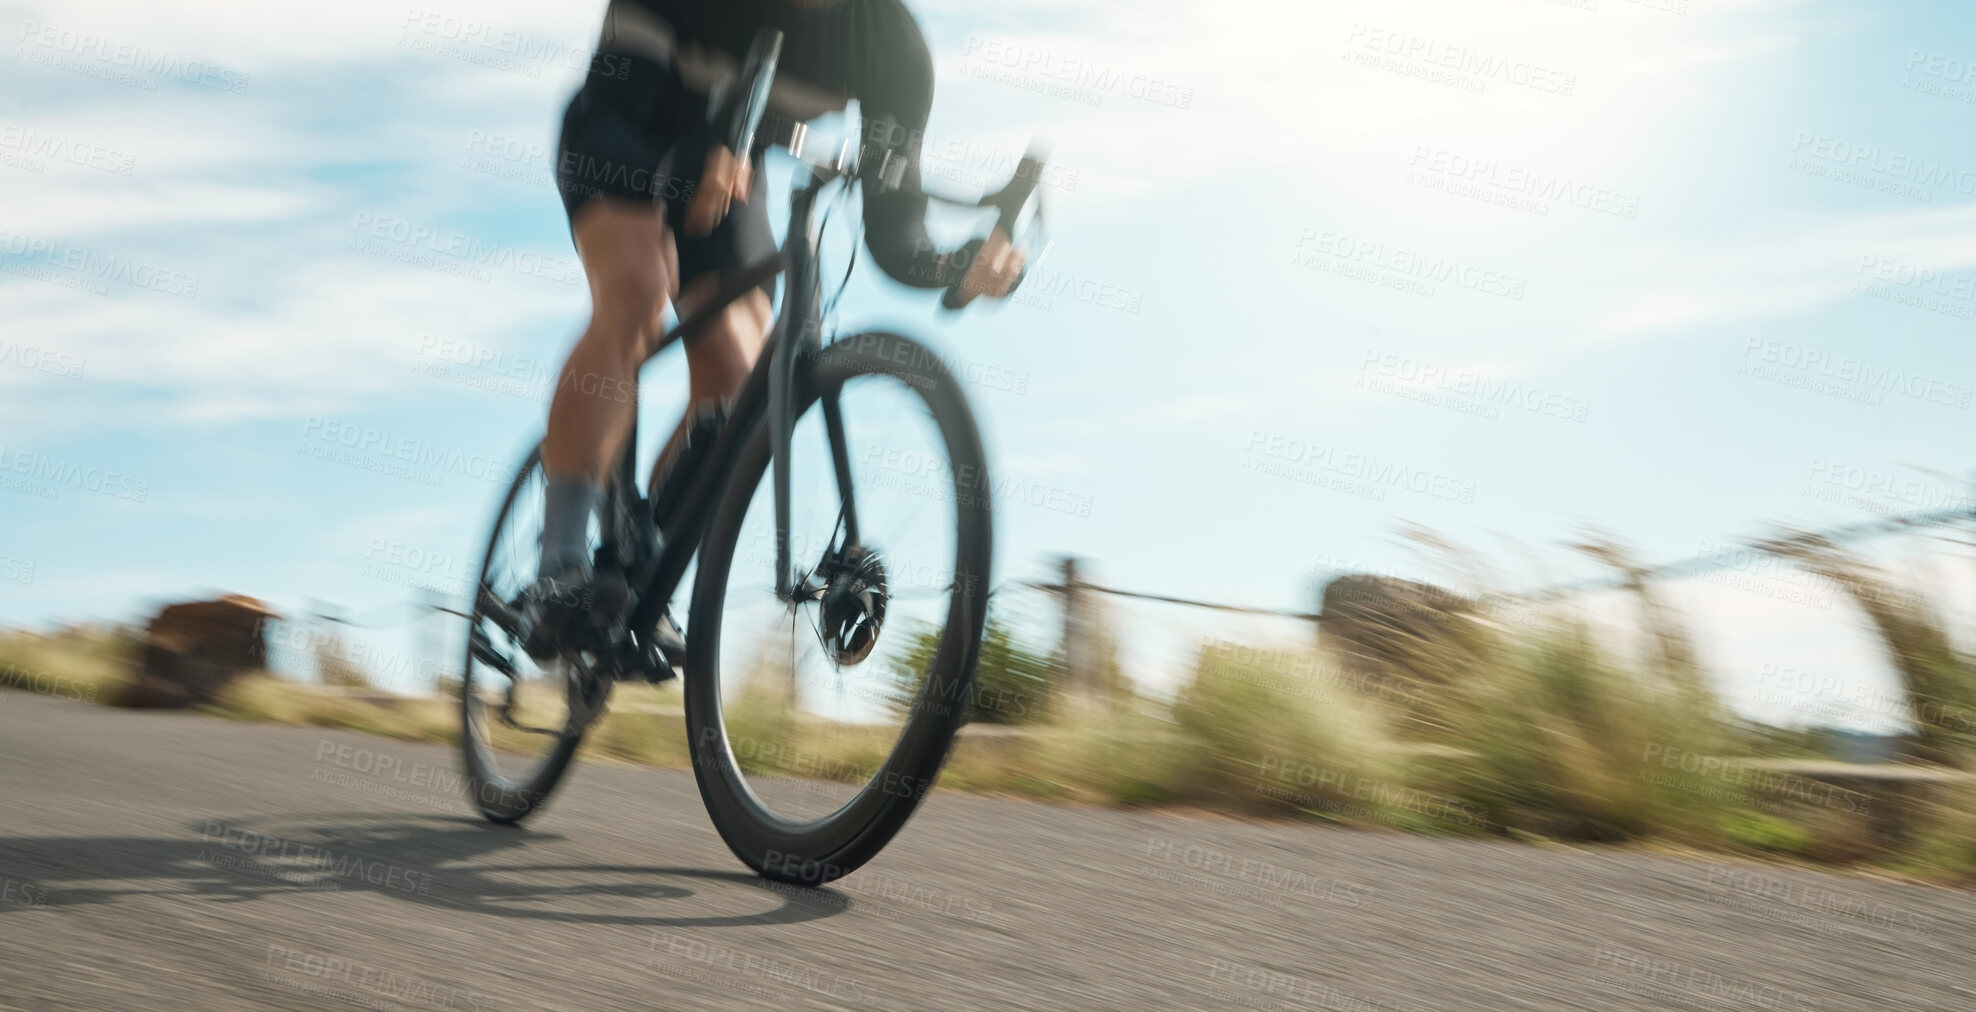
[855,31,953,293]
[861,151,957,289]
[855,25,1021,300]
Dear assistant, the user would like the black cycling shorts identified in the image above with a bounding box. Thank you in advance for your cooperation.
[555,52,776,294]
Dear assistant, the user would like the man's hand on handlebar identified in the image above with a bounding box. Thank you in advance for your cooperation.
[683,144,753,237]
[951,228,1025,306]
[938,144,1045,310]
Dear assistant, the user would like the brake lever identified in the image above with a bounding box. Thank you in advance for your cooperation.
[940,142,1050,312]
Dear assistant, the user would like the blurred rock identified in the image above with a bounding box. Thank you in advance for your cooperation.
[1317,574,1477,733]
[126,595,278,708]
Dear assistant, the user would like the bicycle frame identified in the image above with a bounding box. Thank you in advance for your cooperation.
[616,160,857,642]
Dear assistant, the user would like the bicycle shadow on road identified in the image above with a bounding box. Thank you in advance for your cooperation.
[0,813,849,929]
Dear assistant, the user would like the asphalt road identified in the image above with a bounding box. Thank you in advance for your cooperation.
[1,692,1973,1011]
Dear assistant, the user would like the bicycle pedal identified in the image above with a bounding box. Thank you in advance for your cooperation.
[635,646,682,683]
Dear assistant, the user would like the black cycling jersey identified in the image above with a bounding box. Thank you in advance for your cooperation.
[561,0,951,289]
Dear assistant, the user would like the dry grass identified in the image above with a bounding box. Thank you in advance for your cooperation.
[582,683,691,766]
[948,703,1196,805]
[0,624,138,705]
[211,676,455,742]
[1895,749,1976,880]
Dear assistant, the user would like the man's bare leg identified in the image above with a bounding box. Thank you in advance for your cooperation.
[648,273,773,502]
[535,198,678,588]
[544,199,679,482]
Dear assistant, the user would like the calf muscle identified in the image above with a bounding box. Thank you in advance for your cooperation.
[542,199,677,482]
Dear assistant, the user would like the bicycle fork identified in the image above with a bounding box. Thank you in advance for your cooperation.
[771,178,866,604]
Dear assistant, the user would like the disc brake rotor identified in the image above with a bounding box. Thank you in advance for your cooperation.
[817,546,887,666]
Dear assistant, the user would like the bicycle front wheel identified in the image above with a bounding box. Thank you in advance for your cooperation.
[686,331,991,885]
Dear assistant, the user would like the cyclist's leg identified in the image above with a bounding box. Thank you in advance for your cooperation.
[535,197,678,588]
[680,272,772,409]
[543,197,676,482]
[537,48,688,588]
[648,158,776,509]
[648,273,771,502]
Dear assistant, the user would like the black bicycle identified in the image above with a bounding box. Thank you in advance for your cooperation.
[456,31,1045,886]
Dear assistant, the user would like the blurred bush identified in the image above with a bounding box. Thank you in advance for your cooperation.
[889,617,1054,725]
[1763,536,1976,767]
[1431,614,1732,843]
[1315,535,1765,844]
[1899,747,1976,878]
[1171,641,1400,818]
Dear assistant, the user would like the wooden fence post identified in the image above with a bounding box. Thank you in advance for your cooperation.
[1057,556,1119,704]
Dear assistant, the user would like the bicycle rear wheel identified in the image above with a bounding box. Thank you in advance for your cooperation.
[457,445,602,823]
[686,331,990,885]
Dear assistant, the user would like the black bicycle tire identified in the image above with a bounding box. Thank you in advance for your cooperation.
[685,331,992,885]
[459,443,589,824]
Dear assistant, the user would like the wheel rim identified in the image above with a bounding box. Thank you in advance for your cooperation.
[705,370,973,826]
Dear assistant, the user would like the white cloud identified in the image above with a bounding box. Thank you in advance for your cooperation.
[1,0,600,437]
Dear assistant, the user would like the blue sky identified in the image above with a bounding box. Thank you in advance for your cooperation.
[2,0,1972,728]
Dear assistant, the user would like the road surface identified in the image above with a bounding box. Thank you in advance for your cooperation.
[1,692,1972,1010]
